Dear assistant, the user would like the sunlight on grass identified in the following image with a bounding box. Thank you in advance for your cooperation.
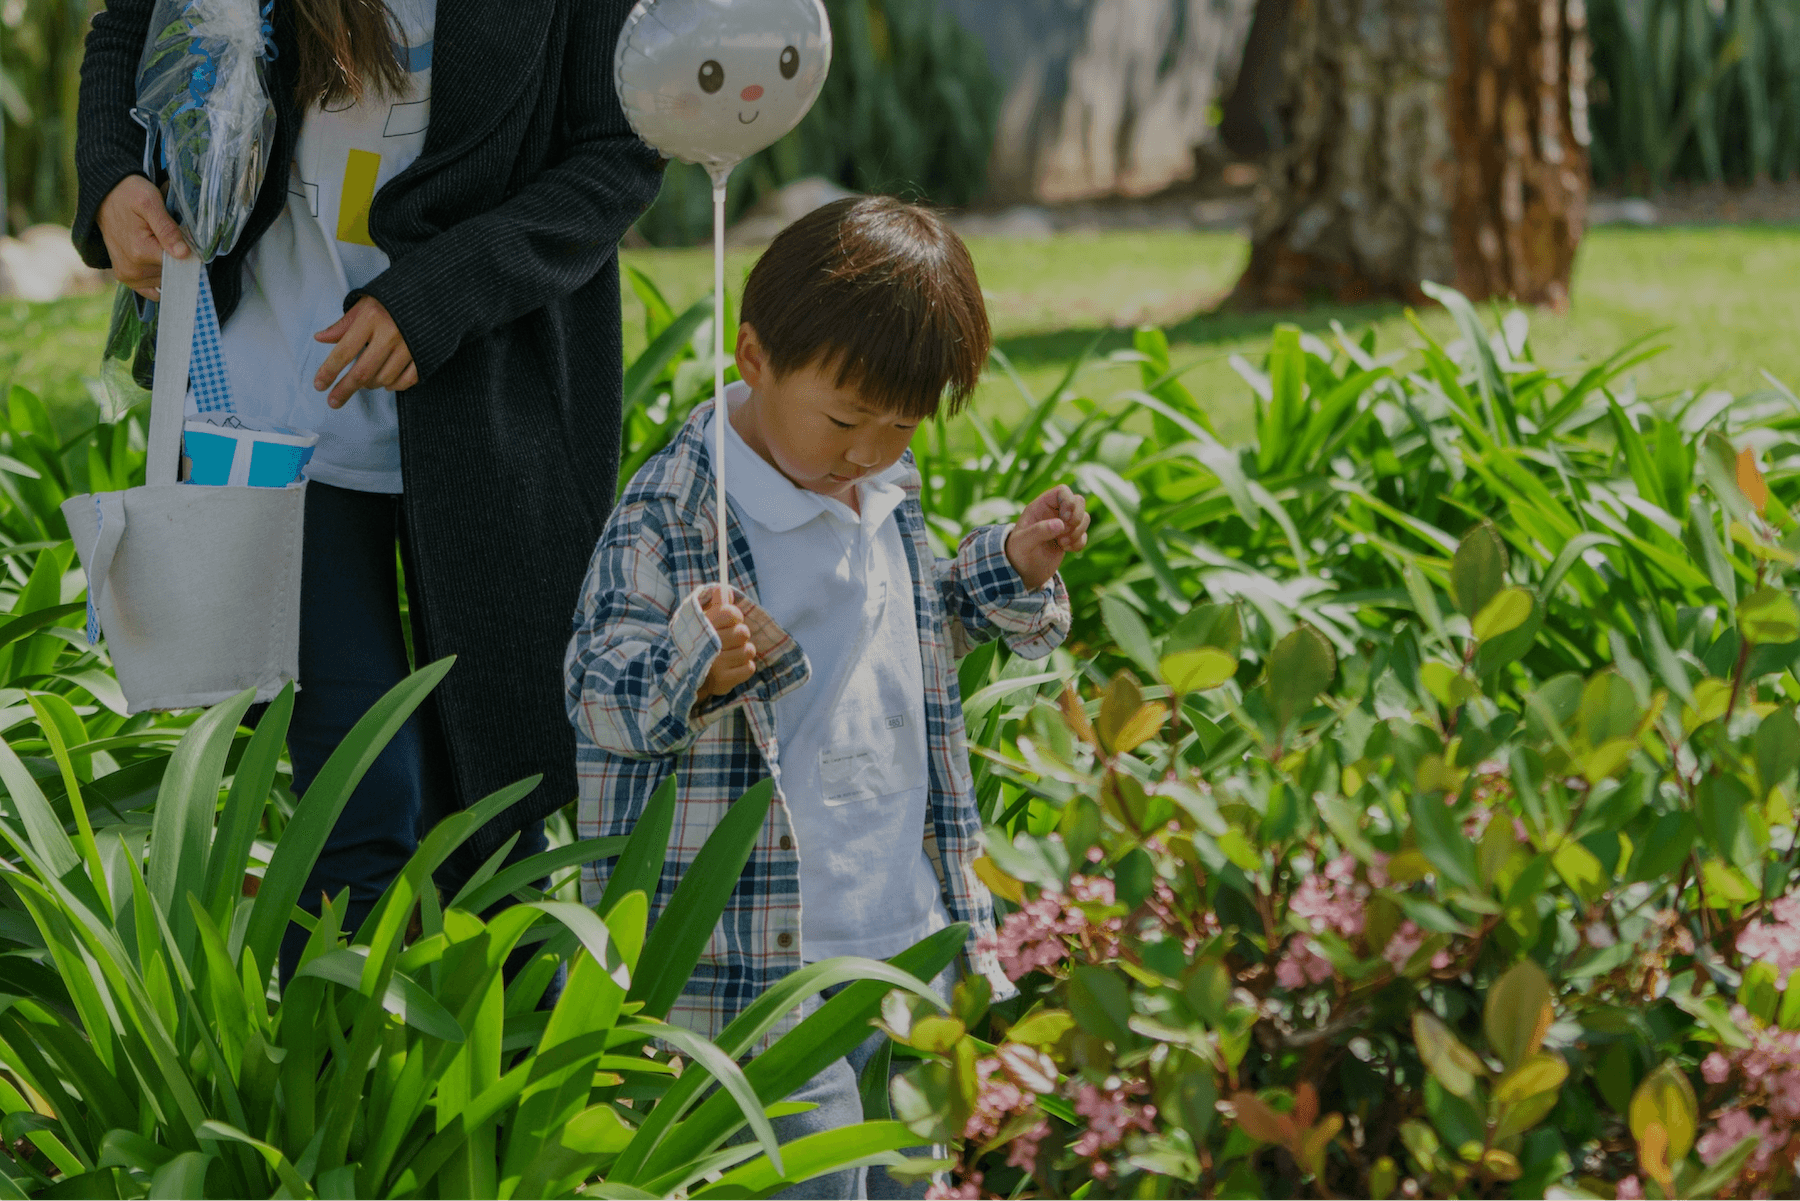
[7,225,1799,450]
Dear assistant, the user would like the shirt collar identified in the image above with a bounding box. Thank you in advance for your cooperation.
[714,382,907,534]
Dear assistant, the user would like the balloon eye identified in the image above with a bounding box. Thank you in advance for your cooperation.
[780,46,799,79]
[698,60,725,93]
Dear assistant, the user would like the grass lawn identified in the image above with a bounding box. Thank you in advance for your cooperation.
[7,225,1800,446]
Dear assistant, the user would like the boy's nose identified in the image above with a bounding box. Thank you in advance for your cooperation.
[740,85,764,102]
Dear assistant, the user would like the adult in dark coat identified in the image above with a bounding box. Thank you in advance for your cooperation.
[73,0,665,954]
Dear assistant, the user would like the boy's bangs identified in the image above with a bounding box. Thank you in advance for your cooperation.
[741,197,991,420]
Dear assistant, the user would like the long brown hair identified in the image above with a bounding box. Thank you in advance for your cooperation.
[293,0,408,108]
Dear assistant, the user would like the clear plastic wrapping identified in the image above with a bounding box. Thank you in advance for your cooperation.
[133,0,276,262]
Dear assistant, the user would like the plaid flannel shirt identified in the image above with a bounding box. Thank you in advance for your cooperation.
[567,407,1070,1048]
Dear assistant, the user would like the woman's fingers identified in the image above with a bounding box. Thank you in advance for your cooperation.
[141,198,188,259]
[395,363,419,391]
[366,345,416,394]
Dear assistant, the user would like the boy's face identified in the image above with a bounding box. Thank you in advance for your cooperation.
[734,326,921,505]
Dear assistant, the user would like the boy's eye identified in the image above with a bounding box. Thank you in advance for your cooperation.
[828,417,855,429]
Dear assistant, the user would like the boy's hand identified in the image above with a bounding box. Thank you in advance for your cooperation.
[1005,485,1089,591]
[696,587,757,701]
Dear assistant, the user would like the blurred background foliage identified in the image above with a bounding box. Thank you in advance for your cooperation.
[10,0,1800,243]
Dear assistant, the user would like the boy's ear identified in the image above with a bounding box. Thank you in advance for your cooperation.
[735,323,768,388]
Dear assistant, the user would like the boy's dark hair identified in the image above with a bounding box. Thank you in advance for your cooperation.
[739,196,991,419]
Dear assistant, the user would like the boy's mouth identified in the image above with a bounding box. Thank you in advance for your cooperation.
[738,110,760,125]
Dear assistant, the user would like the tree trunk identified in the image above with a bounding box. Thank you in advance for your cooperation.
[942,0,1259,205]
[1230,0,1591,308]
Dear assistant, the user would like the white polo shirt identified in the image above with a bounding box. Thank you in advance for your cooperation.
[712,389,951,961]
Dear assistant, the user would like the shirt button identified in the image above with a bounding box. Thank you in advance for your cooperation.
[779,835,793,851]
[776,933,794,948]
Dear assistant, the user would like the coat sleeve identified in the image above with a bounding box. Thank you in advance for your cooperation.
[73,0,159,268]
[564,503,725,760]
[355,0,666,380]
[938,524,1072,661]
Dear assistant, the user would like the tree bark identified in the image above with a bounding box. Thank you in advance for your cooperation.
[1231,0,1591,308]
[944,0,1258,205]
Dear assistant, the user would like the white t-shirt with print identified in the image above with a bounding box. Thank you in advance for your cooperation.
[711,389,952,962]
[200,0,435,493]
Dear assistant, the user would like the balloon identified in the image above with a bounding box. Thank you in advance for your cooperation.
[615,0,831,181]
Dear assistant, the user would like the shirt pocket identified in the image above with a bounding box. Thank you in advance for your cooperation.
[818,711,927,807]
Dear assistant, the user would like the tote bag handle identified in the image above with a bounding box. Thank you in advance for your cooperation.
[146,251,201,487]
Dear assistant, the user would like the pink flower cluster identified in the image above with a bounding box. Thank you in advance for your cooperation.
[963,1045,1058,1170]
[1692,1006,1800,1188]
[1383,920,1453,974]
[1276,854,1429,991]
[1614,1175,1644,1200]
[1738,894,1800,987]
[1071,1078,1157,1178]
[925,1171,983,1200]
[979,874,1122,982]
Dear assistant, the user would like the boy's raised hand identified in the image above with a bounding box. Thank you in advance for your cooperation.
[697,587,757,701]
[1005,484,1090,591]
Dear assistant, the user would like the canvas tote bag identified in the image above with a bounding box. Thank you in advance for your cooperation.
[62,251,306,712]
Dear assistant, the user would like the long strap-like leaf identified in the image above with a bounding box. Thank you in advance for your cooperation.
[628,779,773,1021]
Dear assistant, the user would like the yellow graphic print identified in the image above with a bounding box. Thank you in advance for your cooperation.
[336,148,382,247]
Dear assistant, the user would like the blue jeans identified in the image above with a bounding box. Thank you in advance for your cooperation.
[275,482,549,986]
[740,967,954,1200]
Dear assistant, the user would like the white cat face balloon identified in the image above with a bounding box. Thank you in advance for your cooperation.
[615,0,831,179]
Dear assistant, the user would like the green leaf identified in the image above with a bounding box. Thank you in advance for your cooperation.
[1552,839,1608,902]
[1484,960,1552,1070]
[631,926,966,1189]
[622,296,710,414]
[630,778,774,1021]
[148,687,255,962]
[206,684,291,927]
[453,835,628,917]
[1102,594,1159,677]
[1412,1011,1486,1098]
[243,658,454,980]
[1161,647,1237,694]
[689,1121,927,1199]
[1451,522,1510,619]
[1068,966,1135,1048]
[1758,708,1800,799]
[1420,662,1478,710]
[597,773,679,920]
[1630,1061,1697,1162]
[1471,587,1533,642]
[1165,602,1242,655]
[1739,587,1800,645]
[1408,793,1482,893]
[1493,1052,1567,1105]
[295,947,465,1042]
[1265,625,1336,730]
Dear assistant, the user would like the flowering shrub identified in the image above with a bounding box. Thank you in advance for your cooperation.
[881,421,1800,1198]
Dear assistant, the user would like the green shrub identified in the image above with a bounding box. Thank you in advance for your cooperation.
[888,295,1800,1197]
[0,664,959,1197]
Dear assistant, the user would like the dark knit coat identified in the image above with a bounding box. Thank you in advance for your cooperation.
[74,0,667,858]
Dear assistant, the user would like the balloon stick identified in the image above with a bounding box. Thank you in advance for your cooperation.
[712,171,729,601]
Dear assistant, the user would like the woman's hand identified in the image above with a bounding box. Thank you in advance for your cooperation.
[96,175,188,299]
[314,296,418,407]
[1006,484,1091,592]
[695,587,757,702]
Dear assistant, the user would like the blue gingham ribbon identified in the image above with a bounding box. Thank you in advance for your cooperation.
[190,267,235,415]
[86,497,103,645]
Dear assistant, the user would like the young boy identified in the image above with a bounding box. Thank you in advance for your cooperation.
[565,197,1088,1196]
